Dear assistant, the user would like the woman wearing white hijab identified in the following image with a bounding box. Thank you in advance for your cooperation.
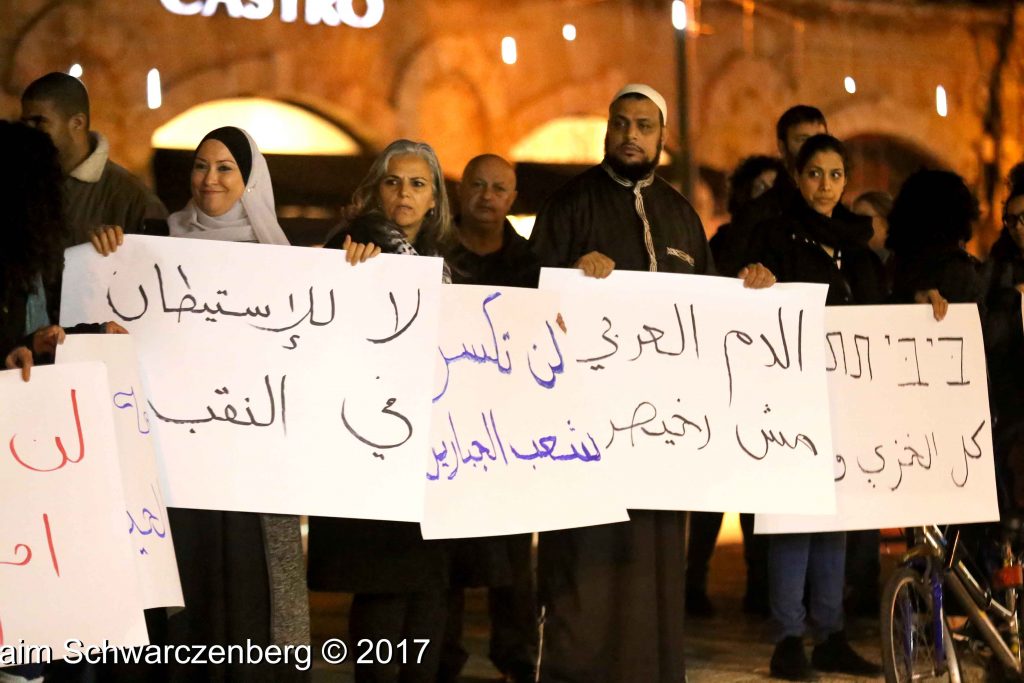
[89,127,308,682]
[90,126,289,253]
[166,127,308,682]
[167,126,289,245]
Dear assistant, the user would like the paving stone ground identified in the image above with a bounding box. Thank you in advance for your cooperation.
[310,542,985,682]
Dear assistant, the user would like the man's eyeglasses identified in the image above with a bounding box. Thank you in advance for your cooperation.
[1004,212,1024,229]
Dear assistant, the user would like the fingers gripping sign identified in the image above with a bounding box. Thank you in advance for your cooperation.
[574,251,615,279]
[90,225,124,256]
[738,263,777,289]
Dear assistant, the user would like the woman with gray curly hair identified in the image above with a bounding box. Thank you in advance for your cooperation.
[309,139,453,683]
[324,138,453,267]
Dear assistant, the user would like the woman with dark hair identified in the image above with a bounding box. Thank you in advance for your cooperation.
[984,176,1024,508]
[1,122,128,683]
[1,120,73,382]
[0,118,68,683]
[750,134,884,681]
[851,190,893,259]
[709,155,787,277]
[308,139,453,683]
[886,169,985,311]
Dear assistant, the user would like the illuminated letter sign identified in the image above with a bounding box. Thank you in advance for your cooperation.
[161,0,384,27]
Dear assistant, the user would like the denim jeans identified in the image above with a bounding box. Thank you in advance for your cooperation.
[768,531,846,642]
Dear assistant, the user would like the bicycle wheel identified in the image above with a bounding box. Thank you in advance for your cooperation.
[881,566,961,682]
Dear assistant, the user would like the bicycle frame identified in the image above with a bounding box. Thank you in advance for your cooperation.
[914,524,1023,676]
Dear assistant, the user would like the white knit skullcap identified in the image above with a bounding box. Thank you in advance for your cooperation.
[611,83,668,123]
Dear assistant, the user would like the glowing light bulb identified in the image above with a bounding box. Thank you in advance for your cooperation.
[936,85,948,117]
[844,76,856,94]
[147,68,162,110]
[502,36,517,65]
[562,23,576,41]
[672,1,688,31]
[68,63,83,79]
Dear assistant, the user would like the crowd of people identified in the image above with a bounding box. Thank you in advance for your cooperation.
[2,70,1022,683]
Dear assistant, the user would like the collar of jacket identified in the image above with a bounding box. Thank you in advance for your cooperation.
[600,161,655,190]
[69,132,109,184]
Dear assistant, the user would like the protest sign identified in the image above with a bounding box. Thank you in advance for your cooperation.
[61,236,443,521]
[0,364,148,658]
[757,304,998,533]
[57,335,184,608]
[422,285,627,538]
[540,269,836,514]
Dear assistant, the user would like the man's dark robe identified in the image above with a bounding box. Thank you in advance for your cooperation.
[528,162,713,683]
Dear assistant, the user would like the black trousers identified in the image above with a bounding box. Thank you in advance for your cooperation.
[686,512,769,601]
[349,591,447,683]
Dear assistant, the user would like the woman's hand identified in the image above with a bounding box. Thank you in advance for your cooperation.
[90,225,124,256]
[342,234,381,265]
[914,288,949,321]
[5,346,33,382]
[31,324,66,357]
[738,263,776,289]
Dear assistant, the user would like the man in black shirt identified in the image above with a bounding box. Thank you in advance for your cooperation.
[440,154,540,683]
[528,83,773,683]
[448,154,539,288]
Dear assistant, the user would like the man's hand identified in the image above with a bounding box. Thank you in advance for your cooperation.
[90,225,124,256]
[914,288,949,321]
[31,324,66,357]
[342,234,382,265]
[738,263,776,289]
[5,346,33,382]
[104,321,128,334]
[573,251,615,278]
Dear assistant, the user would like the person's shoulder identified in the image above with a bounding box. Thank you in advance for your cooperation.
[102,159,152,190]
[650,175,700,214]
[543,165,608,203]
[503,227,540,263]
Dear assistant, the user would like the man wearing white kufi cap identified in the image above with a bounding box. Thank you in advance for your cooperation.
[529,84,774,683]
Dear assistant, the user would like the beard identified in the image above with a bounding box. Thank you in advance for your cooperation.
[603,133,662,182]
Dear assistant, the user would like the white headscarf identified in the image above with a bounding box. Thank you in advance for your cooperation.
[167,127,290,245]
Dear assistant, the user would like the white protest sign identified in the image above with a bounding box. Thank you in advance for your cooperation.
[0,363,148,658]
[757,305,998,533]
[60,235,443,521]
[540,269,835,514]
[422,285,628,539]
[56,335,184,608]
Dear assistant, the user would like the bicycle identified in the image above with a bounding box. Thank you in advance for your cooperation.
[880,521,1024,682]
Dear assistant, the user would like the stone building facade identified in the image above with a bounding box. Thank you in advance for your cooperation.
[2,0,1021,247]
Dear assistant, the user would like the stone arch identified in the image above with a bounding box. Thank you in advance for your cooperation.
[842,132,947,200]
[150,97,363,155]
[389,35,506,176]
[827,97,968,179]
[506,72,628,152]
[700,52,795,171]
[6,0,161,174]
[510,115,673,166]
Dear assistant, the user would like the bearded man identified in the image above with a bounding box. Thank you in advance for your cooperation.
[528,84,772,683]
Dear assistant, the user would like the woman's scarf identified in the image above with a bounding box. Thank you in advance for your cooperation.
[167,127,290,245]
[792,199,872,250]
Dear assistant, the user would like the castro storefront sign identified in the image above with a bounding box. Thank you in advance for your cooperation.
[160,0,384,28]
